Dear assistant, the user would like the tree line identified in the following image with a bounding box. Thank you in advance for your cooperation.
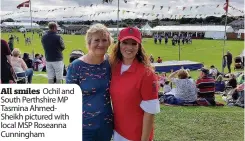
[1,15,243,28]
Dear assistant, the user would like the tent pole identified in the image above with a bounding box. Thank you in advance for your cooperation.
[222,3,228,74]
[117,0,119,37]
[30,0,34,58]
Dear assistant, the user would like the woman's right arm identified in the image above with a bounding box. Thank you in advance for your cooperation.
[66,63,79,84]
[6,55,12,66]
[21,59,28,71]
[168,70,178,79]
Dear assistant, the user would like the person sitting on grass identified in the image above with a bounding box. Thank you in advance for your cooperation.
[157,57,162,63]
[227,74,237,89]
[159,72,167,88]
[196,68,216,106]
[33,53,45,71]
[163,69,197,105]
[22,53,33,69]
[215,75,225,92]
[237,73,244,85]
[149,54,154,63]
[163,81,171,94]
[209,65,218,79]
[223,83,244,108]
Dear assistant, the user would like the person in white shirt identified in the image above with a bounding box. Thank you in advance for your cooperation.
[209,65,218,78]
[163,81,171,93]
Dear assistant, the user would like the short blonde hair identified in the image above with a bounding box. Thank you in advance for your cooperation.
[85,23,112,48]
[178,69,188,79]
[12,48,21,57]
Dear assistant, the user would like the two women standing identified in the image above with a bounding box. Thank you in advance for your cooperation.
[66,24,160,141]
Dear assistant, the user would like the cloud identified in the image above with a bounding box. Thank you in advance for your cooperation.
[1,0,244,21]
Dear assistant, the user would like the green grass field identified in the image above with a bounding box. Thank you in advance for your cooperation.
[2,32,244,141]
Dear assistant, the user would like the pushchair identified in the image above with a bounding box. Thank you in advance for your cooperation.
[234,56,243,70]
[69,50,85,63]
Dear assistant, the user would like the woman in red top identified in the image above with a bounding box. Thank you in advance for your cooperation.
[110,27,160,141]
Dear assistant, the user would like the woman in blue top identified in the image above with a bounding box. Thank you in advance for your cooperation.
[66,24,113,141]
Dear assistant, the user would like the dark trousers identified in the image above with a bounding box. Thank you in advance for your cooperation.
[227,63,231,73]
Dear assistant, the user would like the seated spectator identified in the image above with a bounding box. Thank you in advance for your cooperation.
[209,65,218,78]
[11,48,33,83]
[186,69,195,82]
[159,72,167,88]
[224,83,244,107]
[237,73,244,85]
[227,74,237,89]
[22,53,33,68]
[40,54,46,71]
[215,75,225,92]
[33,54,45,71]
[163,81,171,94]
[149,54,154,63]
[196,68,216,105]
[164,69,197,105]
[157,57,162,63]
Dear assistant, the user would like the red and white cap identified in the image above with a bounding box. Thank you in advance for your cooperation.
[118,27,142,44]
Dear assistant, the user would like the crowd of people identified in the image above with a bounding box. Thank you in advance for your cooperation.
[0,22,244,141]
[156,66,244,107]
[153,33,193,46]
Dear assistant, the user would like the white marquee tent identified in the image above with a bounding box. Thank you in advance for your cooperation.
[151,25,234,39]
[141,22,153,36]
[1,22,40,29]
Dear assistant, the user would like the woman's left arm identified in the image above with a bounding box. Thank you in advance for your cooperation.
[140,70,160,141]
[141,112,154,141]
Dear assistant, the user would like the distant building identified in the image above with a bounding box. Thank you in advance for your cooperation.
[61,24,90,34]
[228,18,244,31]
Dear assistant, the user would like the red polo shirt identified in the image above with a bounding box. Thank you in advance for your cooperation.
[110,59,159,141]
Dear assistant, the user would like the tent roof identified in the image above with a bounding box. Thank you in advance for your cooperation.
[2,22,39,27]
[141,22,152,30]
[151,25,234,33]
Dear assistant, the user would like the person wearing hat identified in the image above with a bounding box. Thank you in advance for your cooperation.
[66,24,113,141]
[196,68,216,105]
[109,27,160,141]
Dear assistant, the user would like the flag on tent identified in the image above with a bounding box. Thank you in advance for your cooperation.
[17,0,30,9]
[223,0,229,12]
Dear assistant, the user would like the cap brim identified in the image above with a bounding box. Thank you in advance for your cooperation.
[120,36,141,44]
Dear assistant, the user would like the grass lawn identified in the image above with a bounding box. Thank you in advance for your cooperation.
[2,32,244,141]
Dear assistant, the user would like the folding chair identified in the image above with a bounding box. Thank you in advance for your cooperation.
[15,71,28,84]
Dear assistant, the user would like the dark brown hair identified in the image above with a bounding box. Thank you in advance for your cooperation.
[109,42,153,71]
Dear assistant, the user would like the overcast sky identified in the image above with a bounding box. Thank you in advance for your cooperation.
[1,0,244,21]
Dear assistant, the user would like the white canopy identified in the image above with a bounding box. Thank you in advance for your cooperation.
[1,22,40,29]
[141,22,152,31]
[141,22,153,36]
[151,25,234,33]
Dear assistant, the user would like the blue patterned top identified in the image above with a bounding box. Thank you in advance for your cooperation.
[66,59,113,129]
